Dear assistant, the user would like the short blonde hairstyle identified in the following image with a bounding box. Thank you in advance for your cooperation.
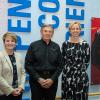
[69,21,81,31]
[3,32,17,43]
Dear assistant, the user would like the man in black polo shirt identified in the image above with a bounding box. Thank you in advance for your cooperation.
[25,24,62,100]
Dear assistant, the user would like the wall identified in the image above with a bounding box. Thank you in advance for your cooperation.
[0,0,100,99]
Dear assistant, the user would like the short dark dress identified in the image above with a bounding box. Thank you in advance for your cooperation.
[61,40,90,100]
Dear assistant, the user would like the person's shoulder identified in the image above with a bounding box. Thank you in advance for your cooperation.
[14,52,22,57]
[29,40,39,45]
[81,40,89,44]
[14,52,24,62]
[0,51,6,59]
[81,40,89,47]
[30,40,41,46]
[0,51,4,57]
[63,41,68,44]
[62,41,68,46]
[0,50,7,56]
[51,41,60,47]
[0,51,4,61]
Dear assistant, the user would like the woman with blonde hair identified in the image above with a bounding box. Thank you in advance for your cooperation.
[61,22,90,100]
[0,32,26,100]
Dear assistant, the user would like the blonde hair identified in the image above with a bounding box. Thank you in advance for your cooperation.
[3,32,17,43]
[69,21,81,31]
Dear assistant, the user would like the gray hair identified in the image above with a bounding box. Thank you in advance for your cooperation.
[41,24,54,33]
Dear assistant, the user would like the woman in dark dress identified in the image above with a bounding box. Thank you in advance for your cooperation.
[61,22,90,100]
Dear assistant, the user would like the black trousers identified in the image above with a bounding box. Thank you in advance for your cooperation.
[29,78,58,100]
[0,94,22,100]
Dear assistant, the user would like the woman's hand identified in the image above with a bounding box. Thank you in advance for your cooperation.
[12,87,23,96]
